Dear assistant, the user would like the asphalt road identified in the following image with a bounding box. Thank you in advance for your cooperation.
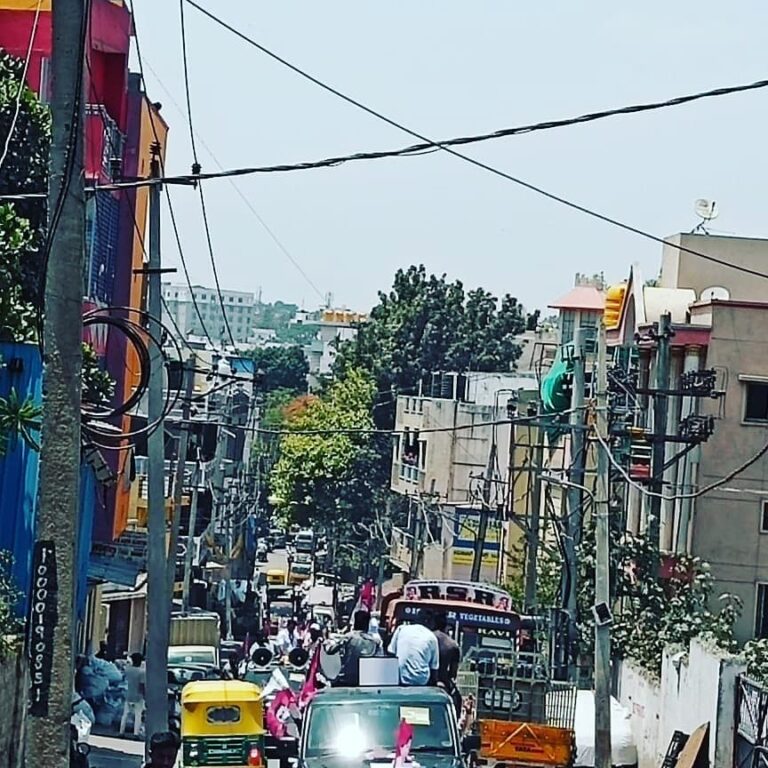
[89,735,144,768]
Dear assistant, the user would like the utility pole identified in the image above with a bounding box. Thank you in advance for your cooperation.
[471,444,496,582]
[145,146,169,740]
[594,323,612,768]
[166,355,195,600]
[28,0,85,764]
[181,464,200,613]
[210,393,233,637]
[408,501,423,578]
[524,428,545,610]
[565,328,586,679]
[648,312,672,547]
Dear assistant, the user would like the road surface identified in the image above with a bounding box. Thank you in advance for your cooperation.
[90,734,143,768]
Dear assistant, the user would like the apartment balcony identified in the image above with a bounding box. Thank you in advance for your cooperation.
[398,462,424,485]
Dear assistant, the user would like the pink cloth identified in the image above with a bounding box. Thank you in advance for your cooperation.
[393,720,414,768]
[266,688,296,738]
[298,644,321,709]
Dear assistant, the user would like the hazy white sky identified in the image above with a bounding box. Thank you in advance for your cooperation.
[131,1,768,315]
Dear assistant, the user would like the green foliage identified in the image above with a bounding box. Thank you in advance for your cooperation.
[503,539,562,609]
[0,204,37,341]
[246,346,309,394]
[269,369,390,569]
[0,50,51,308]
[0,386,41,455]
[0,551,21,657]
[744,638,768,684]
[577,520,740,676]
[334,266,531,407]
[81,342,116,405]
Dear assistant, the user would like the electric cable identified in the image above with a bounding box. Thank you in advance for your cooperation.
[0,0,44,173]
[124,0,217,350]
[178,0,236,349]
[141,55,325,303]
[594,424,768,501]
[35,0,92,350]
[181,1,768,284]
[80,307,183,447]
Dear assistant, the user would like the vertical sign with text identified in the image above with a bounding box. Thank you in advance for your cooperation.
[27,541,58,717]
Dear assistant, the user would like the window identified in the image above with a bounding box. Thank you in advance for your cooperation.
[756,583,768,639]
[744,381,768,423]
[238,297,243,303]
[560,311,575,344]
[761,501,768,534]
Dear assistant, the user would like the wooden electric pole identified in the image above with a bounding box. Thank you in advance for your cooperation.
[28,0,86,764]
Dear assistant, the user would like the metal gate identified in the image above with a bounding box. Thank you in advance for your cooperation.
[735,676,768,768]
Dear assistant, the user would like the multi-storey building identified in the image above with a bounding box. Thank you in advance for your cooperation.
[0,0,169,648]
[292,308,366,390]
[607,233,768,641]
[389,371,540,583]
[162,283,259,347]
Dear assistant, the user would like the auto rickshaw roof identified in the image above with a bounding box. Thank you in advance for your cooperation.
[181,680,262,704]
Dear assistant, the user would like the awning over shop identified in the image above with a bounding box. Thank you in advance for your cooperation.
[88,531,147,588]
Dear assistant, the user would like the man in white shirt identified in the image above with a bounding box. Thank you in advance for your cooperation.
[387,609,439,686]
[120,653,146,736]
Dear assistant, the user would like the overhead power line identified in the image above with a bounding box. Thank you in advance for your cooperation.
[184,0,768,283]
[141,56,326,302]
[0,0,43,173]
[178,0,237,349]
[125,0,216,350]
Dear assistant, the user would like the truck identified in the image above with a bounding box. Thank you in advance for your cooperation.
[169,612,221,668]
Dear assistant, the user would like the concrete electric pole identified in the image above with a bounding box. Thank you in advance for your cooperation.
[28,0,86,765]
[166,356,195,599]
[565,328,587,678]
[144,147,169,740]
[648,312,672,547]
[594,323,612,768]
[471,443,497,582]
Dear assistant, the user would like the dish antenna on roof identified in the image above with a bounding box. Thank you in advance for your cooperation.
[692,199,718,234]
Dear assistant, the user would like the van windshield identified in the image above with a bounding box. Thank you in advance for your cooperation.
[305,701,455,758]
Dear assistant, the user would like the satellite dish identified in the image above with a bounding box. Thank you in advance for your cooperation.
[700,286,730,302]
[695,199,718,221]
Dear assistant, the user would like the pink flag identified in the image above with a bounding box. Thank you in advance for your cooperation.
[266,688,297,739]
[393,719,414,768]
[298,643,322,709]
[352,579,376,615]
[360,580,375,611]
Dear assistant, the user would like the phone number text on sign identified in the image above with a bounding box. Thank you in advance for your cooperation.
[28,541,58,717]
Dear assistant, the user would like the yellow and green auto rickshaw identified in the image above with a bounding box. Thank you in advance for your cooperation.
[180,680,266,768]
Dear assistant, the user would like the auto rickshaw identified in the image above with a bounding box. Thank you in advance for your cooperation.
[266,569,286,586]
[180,680,265,768]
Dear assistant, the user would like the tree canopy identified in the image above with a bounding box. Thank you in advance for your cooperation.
[269,368,387,551]
[334,265,532,407]
[0,51,50,314]
[246,345,309,394]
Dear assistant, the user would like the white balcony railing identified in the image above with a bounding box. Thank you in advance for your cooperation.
[398,463,423,484]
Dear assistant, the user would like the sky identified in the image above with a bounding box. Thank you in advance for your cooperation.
[131,1,768,316]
